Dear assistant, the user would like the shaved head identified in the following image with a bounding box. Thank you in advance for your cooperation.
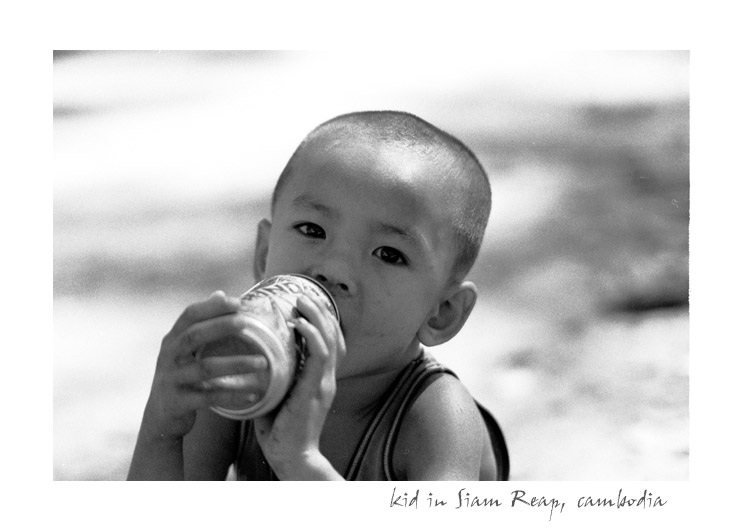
[271,111,491,280]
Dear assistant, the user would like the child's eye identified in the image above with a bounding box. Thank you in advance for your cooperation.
[295,222,326,239]
[373,246,407,266]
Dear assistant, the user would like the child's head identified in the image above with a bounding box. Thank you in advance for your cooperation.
[254,111,491,376]
[270,111,491,283]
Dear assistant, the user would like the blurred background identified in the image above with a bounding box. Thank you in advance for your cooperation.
[53,50,689,481]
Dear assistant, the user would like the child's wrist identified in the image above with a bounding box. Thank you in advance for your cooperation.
[139,423,184,447]
[272,449,343,481]
[140,404,187,444]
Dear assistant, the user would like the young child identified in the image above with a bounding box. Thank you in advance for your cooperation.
[128,110,508,481]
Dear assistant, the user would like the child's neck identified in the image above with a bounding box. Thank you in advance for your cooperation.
[330,341,423,418]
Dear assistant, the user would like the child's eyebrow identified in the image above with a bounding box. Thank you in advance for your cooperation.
[291,194,338,219]
[373,221,416,242]
[372,221,428,253]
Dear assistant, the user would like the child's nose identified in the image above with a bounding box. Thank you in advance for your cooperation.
[314,273,351,295]
[310,253,356,297]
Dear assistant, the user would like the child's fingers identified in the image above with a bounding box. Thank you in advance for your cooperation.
[166,313,258,366]
[177,387,258,412]
[332,317,346,364]
[176,389,213,412]
[296,295,333,330]
[290,316,336,402]
[200,354,268,378]
[206,387,262,410]
[296,295,344,363]
[172,355,268,386]
[168,291,242,338]
[199,373,262,392]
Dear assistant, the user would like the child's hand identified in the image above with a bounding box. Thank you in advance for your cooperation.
[140,291,269,442]
[253,294,346,479]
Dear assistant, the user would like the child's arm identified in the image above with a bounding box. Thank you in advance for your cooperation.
[182,407,241,480]
[128,291,268,480]
[252,295,347,480]
[395,375,484,480]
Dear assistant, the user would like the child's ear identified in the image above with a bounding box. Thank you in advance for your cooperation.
[252,218,272,282]
[417,281,477,347]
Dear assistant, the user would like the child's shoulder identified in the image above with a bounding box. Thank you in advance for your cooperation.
[393,368,484,480]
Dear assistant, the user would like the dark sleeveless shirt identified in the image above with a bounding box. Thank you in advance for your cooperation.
[234,351,509,480]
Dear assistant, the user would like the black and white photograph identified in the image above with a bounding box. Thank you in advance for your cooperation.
[53,50,690,484]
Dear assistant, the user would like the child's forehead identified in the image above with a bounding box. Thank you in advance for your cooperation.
[296,135,452,196]
[280,139,463,242]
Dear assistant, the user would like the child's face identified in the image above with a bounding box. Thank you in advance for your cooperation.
[261,136,459,378]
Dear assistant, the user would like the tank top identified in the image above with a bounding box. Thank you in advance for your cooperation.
[234,350,509,480]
